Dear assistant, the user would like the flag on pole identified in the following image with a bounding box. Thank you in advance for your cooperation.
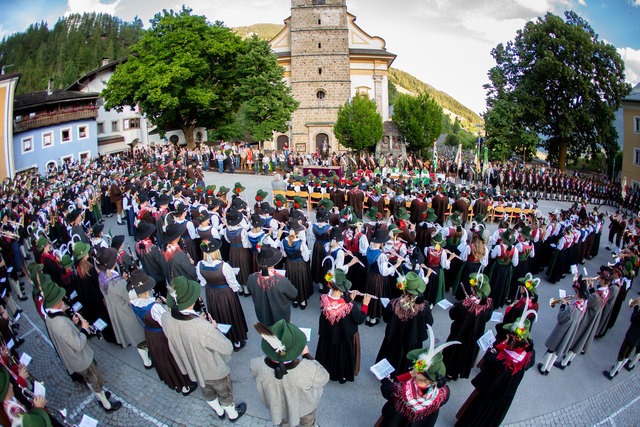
[432,140,438,171]
[482,146,489,174]
[455,143,462,169]
[474,150,480,173]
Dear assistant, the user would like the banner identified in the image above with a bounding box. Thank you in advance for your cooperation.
[455,143,462,169]
[432,141,438,172]
[482,146,489,174]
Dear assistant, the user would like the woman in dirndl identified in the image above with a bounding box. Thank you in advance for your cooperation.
[225,209,252,296]
[281,219,312,309]
[196,238,248,351]
[365,227,402,326]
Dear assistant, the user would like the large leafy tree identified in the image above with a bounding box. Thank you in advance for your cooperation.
[392,93,443,152]
[334,93,383,152]
[234,36,299,142]
[485,11,631,170]
[484,97,538,162]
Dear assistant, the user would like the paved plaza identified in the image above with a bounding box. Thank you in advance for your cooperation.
[15,170,640,426]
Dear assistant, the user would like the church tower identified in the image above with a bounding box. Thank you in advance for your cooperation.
[289,0,350,153]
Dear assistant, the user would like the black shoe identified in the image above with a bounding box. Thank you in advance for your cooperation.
[233,341,246,352]
[624,364,635,372]
[292,301,299,308]
[602,370,616,380]
[144,363,154,370]
[18,296,28,302]
[13,338,24,349]
[554,361,568,370]
[117,221,125,225]
[182,383,198,397]
[14,309,23,315]
[338,378,347,384]
[102,400,122,413]
[300,301,307,310]
[228,402,247,423]
[537,363,549,376]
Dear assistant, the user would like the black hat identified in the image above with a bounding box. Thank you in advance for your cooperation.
[156,194,172,206]
[251,213,264,229]
[201,238,222,253]
[135,221,156,241]
[164,223,186,243]
[111,235,125,249]
[231,197,247,210]
[288,219,305,233]
[329,226,344,242]
[127,269,156,294]
[227,210,243,226]
[198,210,212,223]
[409,246,425,267]
[257,245,282,268]
[66,208,82,223]
[316,207,331,222]
[91,223,104,237]
[96,247,118,271]
[172,202,188,214]
[260,202,274,215]
[371,227,390,244]
[290,209,305,221]
[137,192,149,204]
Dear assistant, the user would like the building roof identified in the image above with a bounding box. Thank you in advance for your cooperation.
[0,73,20,84]
[14,89,99,113]
[624,82,640,103]
[66,57,128,91]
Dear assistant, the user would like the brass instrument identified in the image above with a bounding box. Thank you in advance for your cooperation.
[19,385,70,422]
[0,229,20,240]
[629,298,640,308]
[549,295,574,308]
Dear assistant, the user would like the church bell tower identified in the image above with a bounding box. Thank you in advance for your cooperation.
[289,0,350,153]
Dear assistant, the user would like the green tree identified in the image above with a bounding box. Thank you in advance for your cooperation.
[102,7,247,148]
[484,97,538,162]
[444,133,460,147]
[234,36,298,142]
[334,93,383,152]
[452,116,461,135]
[388,81,398,106]
[485,11,631,170]
[392,93,443,152]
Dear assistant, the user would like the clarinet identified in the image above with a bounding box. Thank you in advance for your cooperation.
[196,297,214,324]
[63,300,102,338]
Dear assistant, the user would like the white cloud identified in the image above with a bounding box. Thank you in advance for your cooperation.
[65,0,123,17]
[617,46,640,85]
[629,0,640,7]
[578,0,586,5]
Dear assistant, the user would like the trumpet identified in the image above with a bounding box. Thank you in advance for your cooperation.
[549,295,574,308]
[0,229,20,240]
[629,298,640,308]
[19,385,70,422]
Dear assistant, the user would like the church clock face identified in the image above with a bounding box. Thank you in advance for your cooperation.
[316,90,326,100]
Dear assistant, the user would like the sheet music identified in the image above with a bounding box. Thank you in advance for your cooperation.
[489,311,503,322]
[217,323,232,334]
[477,330,496,352]
[380,297,390,308]
[299,328,312,342]
[370,359,395,380]
[437,299,454,310]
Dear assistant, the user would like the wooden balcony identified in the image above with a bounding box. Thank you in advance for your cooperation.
[14,109,98,133]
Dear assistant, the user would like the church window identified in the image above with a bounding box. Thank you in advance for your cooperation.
[318,67,322,75]
[316,90,326,99]
[318,18,321,25]
[318,42,321,48]
[313,0,326,5]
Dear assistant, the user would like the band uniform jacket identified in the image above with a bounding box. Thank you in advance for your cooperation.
[544,302,584,355]
[109,182,123,204]
[45,311,94,374]
[250,356,330,427]
[162,312,233,385]
[99,274,145,347]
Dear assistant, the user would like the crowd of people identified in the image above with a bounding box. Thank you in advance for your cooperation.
[0,143,638,427]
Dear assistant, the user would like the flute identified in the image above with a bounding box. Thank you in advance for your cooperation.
[349,290,379,300]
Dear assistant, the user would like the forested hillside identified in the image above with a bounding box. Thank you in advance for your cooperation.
[0,13,143,94]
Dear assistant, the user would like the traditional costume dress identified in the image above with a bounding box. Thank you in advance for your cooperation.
[225,211,252,294]
[455,234,488,300]
[488,231,519,309]
[366,229,398,323]
[343,219,368,292]
[315,269,367,383]
[281,222,312,307]
[196,240,248,349]
[376,273,433,375]
[310,222,331,284]
[423,234,450,306]
[509,228,535,302]
[441,212,466,292]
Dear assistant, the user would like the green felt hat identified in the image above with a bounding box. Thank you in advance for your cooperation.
[406,325,460,382]
[423,208,437,223]
[432,232,443,245]
[340,206,354,217]
[257,319,307,363]
[255,189,268,202]
[503,289,537,340]
[60,254,73,269]
[233,182,246,195]
[517,272,539,295]
[401,272,426,295]
[473,213,486,224]
[519,225,532,241]
[274,194,287,208]
[206,185,216,196]
[318,198,334,211]
[365,207,381,221]
[36,236,49,252]
[171,276,200,311]
[396,207,410,220]
[388,224,402,234]
[449,211,462,226]
[43,280,66,310]
[469,272,491,299]
[73,241,91,261]
[218,186,230,195]
[186,178,194,187]
[327,268,351,292]
[27,262,43,278]
[500,229,515,245]
[292,196,307,209]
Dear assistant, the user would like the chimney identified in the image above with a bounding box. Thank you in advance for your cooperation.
[47,78,54,95]
[101,57,110,66]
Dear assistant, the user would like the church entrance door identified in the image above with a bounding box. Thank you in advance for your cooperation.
[277,135,289,151]
[316,133,329,158]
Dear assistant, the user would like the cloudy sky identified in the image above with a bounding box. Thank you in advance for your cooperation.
[1,0,639,114]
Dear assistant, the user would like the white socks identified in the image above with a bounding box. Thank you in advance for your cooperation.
[222,403,239,419]
[95,391,112,409]
[543,352,557,372]
[137,348,153,368]
[610,359,628,376]
[562,352,576,366]
[206,398,224,417]
[628,353,640,369]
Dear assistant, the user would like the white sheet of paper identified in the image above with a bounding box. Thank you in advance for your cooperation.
[380,297,390,308]
[93,318,108,331]
[274,269,286,276]
[18,353,32,366]
[299,327,312,342]
[217,323,232,334]
[6,339,14,349]
[437,299,454,310]
[477,330,496,352]
[0,289,5,298]
[559,289,567,298]
[370,358,395,380]
[78,414,98,427]
[14,313,20,322]
[69,290,78,300]
[232,267,240,275]
[33,381,45,398]
[490,311,504,322]
[570,264,578,275]
[72,302,83,312]
[583,267,588,277]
